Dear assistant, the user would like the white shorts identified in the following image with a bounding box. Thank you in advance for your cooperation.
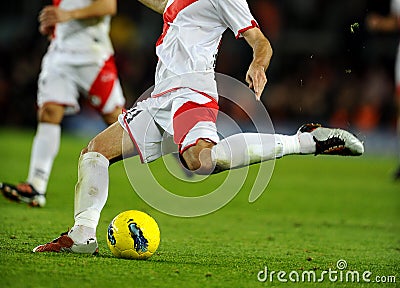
[37,51,125,115]
[118,88,219,163]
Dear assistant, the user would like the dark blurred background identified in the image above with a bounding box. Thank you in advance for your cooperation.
[0,0,398,148]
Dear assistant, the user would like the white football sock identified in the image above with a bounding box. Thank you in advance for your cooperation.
[211,133,281,170]
[275,134,300,155]
[276,133,316,155]
[73,152,109,233]
[68,225,96,244]
[211,132,316,171]
[297,132,316,154]
[27,123,61,194]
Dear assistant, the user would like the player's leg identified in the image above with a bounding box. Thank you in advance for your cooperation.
[33,121,135,253]
[181,132,313,174]
[33,100,167,253]
[28,103,65,201]
[69,122,131,247]
[211,132,313,172]
[33,102,165,253]
[183,124,364,174]
[64,96,179,250]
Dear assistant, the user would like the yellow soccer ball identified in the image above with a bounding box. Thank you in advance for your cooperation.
[107,210,160,259]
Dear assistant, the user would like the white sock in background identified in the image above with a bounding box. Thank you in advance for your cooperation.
[27,122,61,194]
[72,152,109,240]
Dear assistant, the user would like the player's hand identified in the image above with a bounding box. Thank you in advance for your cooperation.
[39,23,55,38]
[39,5,72,28]
[246,63,267,101]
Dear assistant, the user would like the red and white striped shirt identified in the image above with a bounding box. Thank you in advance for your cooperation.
[152,0,258,97]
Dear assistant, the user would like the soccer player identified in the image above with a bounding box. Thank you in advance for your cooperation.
[0,0,126,207]
[367,0,400,179]
[32,0,364,253]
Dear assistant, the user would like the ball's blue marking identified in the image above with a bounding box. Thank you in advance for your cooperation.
[128,219,149,253]
[107,223,116,245]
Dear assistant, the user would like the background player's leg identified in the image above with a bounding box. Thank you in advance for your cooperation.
[27,104,64,195]
[1,103,67,208]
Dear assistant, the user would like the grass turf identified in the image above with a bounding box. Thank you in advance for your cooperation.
[0,128,399,287]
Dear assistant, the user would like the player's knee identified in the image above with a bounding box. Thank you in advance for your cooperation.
[80,138,109,162]
[182,141,215,174]
[38,104,64,124]
[183,151,213,174]
[84,136,116,163]
[86,137,103,154]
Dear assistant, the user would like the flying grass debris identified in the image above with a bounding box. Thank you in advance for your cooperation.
[350,22,359,33]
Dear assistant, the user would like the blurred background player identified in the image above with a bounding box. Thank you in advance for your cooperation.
[367,0,400,179]
[0,0,126,207]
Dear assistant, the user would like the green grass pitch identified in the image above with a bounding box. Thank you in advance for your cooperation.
[0,128,399,287]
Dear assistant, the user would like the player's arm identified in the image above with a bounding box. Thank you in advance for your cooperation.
[137,0,168,14]
[39,0,117,36]
[242,27,273,100]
